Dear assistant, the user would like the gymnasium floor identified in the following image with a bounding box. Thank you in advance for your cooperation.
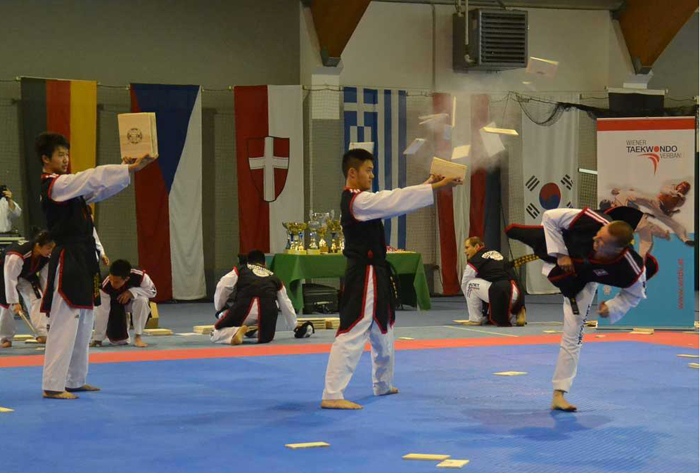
[1,296,698,473]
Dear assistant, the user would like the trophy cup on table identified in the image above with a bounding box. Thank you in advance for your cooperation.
[308,210,333,255]
[282,222,294,254]
[295,222,307,254]
[327,218,342,254]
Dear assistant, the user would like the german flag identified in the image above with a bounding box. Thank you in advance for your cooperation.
[20,77,97,231]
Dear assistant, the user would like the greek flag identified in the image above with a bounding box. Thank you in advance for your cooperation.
[343,87,408,249]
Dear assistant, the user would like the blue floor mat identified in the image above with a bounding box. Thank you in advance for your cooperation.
[0,342,697,473]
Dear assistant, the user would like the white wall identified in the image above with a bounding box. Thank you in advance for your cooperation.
[649,13,699,99]
[301,2,695,97]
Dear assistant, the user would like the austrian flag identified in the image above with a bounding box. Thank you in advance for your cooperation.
[234,85,303,254]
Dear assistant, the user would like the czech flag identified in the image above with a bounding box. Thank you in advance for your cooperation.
[131,84,206,302]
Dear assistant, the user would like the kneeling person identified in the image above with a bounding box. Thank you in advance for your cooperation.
[211,250,297,345]
[461,237,526,327]
[92,260,157,348]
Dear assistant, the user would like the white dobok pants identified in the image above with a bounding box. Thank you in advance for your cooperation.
[323,267,395,400]
[92,291,150,344]
[552,281,598,392]
[42,265,94,392]
[464,278,519,324]
[0,279,48,342]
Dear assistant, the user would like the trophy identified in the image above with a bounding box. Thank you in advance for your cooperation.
[295,222,307,254]
[308,210,333,255]
[327,219,342,254]
[282,222,294,253]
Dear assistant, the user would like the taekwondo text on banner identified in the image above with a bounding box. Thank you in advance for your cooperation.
[132,84,206,302]
[343,87,407,249]
[597,116,696,328]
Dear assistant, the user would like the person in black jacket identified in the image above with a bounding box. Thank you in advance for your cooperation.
[460,237,526,327]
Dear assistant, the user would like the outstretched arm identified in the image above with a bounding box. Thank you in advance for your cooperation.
[47,165,131,204]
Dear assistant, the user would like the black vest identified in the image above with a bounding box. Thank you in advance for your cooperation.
[102,269,147,343]
[0,241,50,306]
[467,248,524,326]
[506,208,650,298]
[215,264,283,344]
[338,188,396,333]
[39,173,101,314]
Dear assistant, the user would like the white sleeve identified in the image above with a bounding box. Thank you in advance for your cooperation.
[277,285,298,331]
[352,184,434,222]
[9,201,21,218]
[214,269,238,312]
[39,264,49,294]
[605,271,647,324]
[48,165,131,204]
[3,254,24,305]
[93,227,106,258]
[128,273,157,299]
[541,208,581,258]
[460,263,477,294]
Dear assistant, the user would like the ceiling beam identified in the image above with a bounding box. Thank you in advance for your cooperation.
[618,0,698,73]
[305,0,372,66]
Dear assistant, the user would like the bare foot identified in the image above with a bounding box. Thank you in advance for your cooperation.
[89,340,102,348]
[379,387,399,396]
[1,340,12,348]
[43,390,78,400]
[231,326,248,346]
[66,384,101,393]
[551,390,577,411]
[35,336,47,344]
[320,399,363,410]
[134,335,148,348]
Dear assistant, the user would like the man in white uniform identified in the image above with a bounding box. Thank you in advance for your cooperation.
[0,183,22,233]
[37,131,154,399]
[321,148,462,410]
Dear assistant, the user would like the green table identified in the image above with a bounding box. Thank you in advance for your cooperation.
[270,253,431,312]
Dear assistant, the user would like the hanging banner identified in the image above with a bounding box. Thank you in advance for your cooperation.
[597,116,696,328]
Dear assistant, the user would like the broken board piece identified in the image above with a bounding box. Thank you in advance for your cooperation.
[349,142,374,154]
[297,318,328,330]
[0,407,14,413]
[585,320,598,328]
[13,334,34,341]
[543,330,562,334]
[24,338,39,344]
[398,337,414,340]
[324,318,340,329]
[695,321,699,329]
[677,354,699,358]
[437,459,470,469]
[430,157,467,181]
[482,126,519,136]
[143,328,173,336]
[526,57,559,78]
[285,442,330,450]
[193,325,215,335]
[145,302,159,329]
[494,371,527,376]
[595,335,606,338]
[451,144,471,160]
[404,138,426,155]
[403,454,451,461]
[688,363,699,369]
[630,328,654,335]
[451,96,457,128]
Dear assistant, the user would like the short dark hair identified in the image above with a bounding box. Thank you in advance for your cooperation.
[607,221,634,248]
[342,148,374,178]
[35,132,69,164]
[33,230,53,247]
[466,236,484,247]
[246,250,266,266]
[109,259,132,279]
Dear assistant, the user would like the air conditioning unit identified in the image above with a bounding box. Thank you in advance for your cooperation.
[453,9,528,72]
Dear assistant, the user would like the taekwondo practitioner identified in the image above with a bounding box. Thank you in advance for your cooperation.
[321,148,462,410]
[0,231,54,347]
[506,207,658,411]
[460,236,526,327]
[599,190,670,259]
[210,250,299,345]
[91,259,157,348]
[611,182,694,247]
[37,131,155,399]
